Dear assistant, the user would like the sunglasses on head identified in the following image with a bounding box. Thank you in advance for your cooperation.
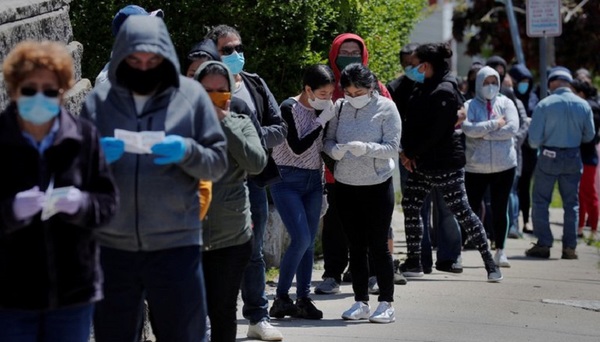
[20,87,61,98]
[220,44,244,56]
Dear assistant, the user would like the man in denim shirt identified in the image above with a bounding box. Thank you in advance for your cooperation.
[526,66,595,259]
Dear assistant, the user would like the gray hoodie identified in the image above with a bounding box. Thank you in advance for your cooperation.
[323,94,401,186]
[463,66,518,174]
[81,16,228,251]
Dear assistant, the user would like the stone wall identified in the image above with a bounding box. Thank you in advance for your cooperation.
[0,0,91,113]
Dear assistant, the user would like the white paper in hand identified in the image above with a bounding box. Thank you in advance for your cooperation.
[41,186,75,221]
[114,129,165,154]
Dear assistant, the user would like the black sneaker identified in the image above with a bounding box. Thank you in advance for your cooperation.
[399,258,424,277]
[393,259,408,285]
[525,243,550,259]
[269,295,299,318]
[435,260,463,273]
[294,297,323,320]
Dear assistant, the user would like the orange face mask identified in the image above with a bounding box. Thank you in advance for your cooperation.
[208,92,231,110]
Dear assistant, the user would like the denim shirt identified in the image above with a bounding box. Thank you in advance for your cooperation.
[528,87,595,149]
[21,118,59,154]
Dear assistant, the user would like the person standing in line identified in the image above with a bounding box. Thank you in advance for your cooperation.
[387,42,464,276]
[315,33,406,297]
[525,66,595,260]
[399,43,502,282]
[501,73,531,239]
[0,40,118,342]
[205,24,287,341]
[323,63,401,324]
[462,66,519,268]
[571,79,600,241]
[509,63,539,235]
[82,16,228,342]
[95,4,164,86]
[268,64,336,320]
[194,60,267,341]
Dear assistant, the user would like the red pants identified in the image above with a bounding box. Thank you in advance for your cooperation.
[579,164,599,231]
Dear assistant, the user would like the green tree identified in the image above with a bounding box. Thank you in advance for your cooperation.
[71,0,426,101]
[452,0,600,75]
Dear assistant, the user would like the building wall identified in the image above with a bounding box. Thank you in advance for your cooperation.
[0,0,91,114]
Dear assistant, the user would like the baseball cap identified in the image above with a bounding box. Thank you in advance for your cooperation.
[111,5,165,36]
[547,66,573,84]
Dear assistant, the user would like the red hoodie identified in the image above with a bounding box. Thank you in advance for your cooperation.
[325,33,391,183]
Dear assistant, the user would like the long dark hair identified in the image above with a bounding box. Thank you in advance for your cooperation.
[415,43,452,76]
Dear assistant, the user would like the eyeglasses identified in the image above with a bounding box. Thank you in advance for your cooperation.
[20,87,61,98]
[220,44,244,56]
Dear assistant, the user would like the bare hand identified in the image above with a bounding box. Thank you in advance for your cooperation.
[496,115,506,128]
[215,100,231,122]
[456,107,466,126]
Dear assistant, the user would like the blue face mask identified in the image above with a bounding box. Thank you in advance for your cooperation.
[221,52,245,75]
[405,64,425,83]
[517,82,529,95]
[17,93,60,124]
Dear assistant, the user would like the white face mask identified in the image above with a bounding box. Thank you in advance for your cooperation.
[308,96,332,110]
[345,93,371,109]
[481,84,499,100]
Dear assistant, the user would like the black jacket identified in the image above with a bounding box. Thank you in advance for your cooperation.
[0,104,118,310]
[402,72,466,171]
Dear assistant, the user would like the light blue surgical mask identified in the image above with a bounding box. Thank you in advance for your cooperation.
[221,52,245,75]
[405,64,425,83]
[517,82,529,95]
[17,93,60,124]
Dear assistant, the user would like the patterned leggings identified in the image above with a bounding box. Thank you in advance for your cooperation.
[401,168,495,271]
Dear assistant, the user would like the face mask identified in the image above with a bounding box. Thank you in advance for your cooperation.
[481,84,499,100]
[336,56,362,71]
[17,93,60,124]
[517,82,529,95]
[405,64,425,83]
[307,89,332,110]
[208,91,231,110]
[222,52,245,75]
[345,93,371,109]
[117,62,169,95]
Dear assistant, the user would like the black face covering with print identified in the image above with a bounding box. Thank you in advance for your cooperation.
[116,61,171,95]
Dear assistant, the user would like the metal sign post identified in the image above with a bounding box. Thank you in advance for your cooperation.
[526,0,562,100]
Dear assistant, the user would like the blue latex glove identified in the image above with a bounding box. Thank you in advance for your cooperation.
[100,137,125,164]
[151,135,188,165]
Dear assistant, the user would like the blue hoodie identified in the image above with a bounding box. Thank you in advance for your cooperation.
[463,66,519,174]
[81,16,228,251]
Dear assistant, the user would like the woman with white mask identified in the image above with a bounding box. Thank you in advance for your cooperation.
[462,66,519,268]
[323,63,401,324]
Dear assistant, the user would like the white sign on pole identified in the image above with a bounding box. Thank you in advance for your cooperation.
[526,0,562,37]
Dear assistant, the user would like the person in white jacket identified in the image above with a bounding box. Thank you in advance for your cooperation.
[323,63,401,324]
[462,66,519,268]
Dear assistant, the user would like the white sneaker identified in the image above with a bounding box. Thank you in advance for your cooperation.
[494,249,511,268]
[247,321,283,341]
[341,301,370,320]
[369,301,395,323]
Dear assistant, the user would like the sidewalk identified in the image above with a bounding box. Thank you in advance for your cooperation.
[238,207,600,342]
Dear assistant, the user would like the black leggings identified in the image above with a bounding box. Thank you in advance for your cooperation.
[402,168,495,271]
[335,178,395,303]
[465,168,516,250]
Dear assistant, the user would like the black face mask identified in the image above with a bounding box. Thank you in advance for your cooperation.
[116,61,171,95]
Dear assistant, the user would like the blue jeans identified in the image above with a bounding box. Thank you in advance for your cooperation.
[0,304,93,342]
[270,167,323,299]
[508,174,520,233]
[94,246,206,342]
[532,147,582,249]
[430,187,462,262]
[242,180,270,324]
